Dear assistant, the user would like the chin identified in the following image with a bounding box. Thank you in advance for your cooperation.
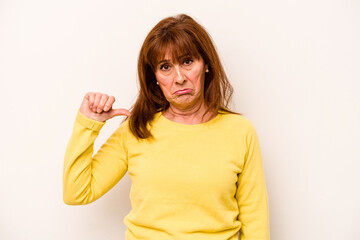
[174,100,200,110]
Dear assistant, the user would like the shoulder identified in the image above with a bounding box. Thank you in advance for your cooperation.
[217,112,261,150]
[217,110,256,132]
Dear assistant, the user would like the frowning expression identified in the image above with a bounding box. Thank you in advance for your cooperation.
[155,51,208,110]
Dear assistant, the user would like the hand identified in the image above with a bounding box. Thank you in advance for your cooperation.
[79,92,131,122]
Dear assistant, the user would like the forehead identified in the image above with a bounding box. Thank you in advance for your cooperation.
[160,49,190,62]
[157,46,196,63]
[151,40,201,67]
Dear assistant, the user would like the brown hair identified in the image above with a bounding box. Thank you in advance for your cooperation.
[128,14,237,139]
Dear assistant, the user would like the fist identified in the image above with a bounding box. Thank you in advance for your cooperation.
[79,92,131,122]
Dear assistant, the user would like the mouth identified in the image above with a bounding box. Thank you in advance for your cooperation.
[174,88,192,95]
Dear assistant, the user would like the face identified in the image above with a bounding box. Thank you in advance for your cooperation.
[155,50,208,111]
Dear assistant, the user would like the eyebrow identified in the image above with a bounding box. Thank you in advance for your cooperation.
[157,59,170,65]
[157,53,191,66]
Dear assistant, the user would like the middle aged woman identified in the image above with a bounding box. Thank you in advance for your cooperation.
[63,14,270,240]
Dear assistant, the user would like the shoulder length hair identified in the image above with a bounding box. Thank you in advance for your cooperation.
[128,14,236,139]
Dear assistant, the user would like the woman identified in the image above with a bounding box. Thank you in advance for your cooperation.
[63,14,269,240]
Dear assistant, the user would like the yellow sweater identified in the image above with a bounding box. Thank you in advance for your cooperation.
[63,109,270,240]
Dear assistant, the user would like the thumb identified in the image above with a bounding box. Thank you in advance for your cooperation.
[109,108,131,118]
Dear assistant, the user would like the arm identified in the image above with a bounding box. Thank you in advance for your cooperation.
[236,123,270,239]
[63,109,128,205]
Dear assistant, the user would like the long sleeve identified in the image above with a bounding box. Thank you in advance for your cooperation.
[63,109,128,205]
[236,123,270,239]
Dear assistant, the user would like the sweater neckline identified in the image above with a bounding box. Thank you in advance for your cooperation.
[154,110,223,131]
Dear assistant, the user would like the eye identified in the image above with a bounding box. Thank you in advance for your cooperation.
[183,58,193,66]
[160,63,171,71]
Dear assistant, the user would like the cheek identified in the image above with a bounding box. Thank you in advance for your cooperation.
[189,69,204,87]
[158,77,170,87]
[155,74,172,93]
[155,73,166,85]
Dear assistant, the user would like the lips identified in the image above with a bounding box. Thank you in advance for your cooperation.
[174,88,192,95]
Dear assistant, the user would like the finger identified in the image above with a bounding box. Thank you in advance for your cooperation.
[88,92,95,109]
[111,108,131,117]
[84,92,90,101]
[103,96,115,112]
[93,92,102,112]
[97,94,109,113]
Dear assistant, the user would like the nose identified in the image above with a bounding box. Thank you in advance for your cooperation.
[174,65,185,84]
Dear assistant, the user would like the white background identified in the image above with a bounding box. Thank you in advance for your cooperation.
[1,0,359,239]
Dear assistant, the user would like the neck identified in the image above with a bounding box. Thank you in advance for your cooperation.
[163,100,216,125]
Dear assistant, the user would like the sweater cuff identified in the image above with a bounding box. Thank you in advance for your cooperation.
[75,109,105,132]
